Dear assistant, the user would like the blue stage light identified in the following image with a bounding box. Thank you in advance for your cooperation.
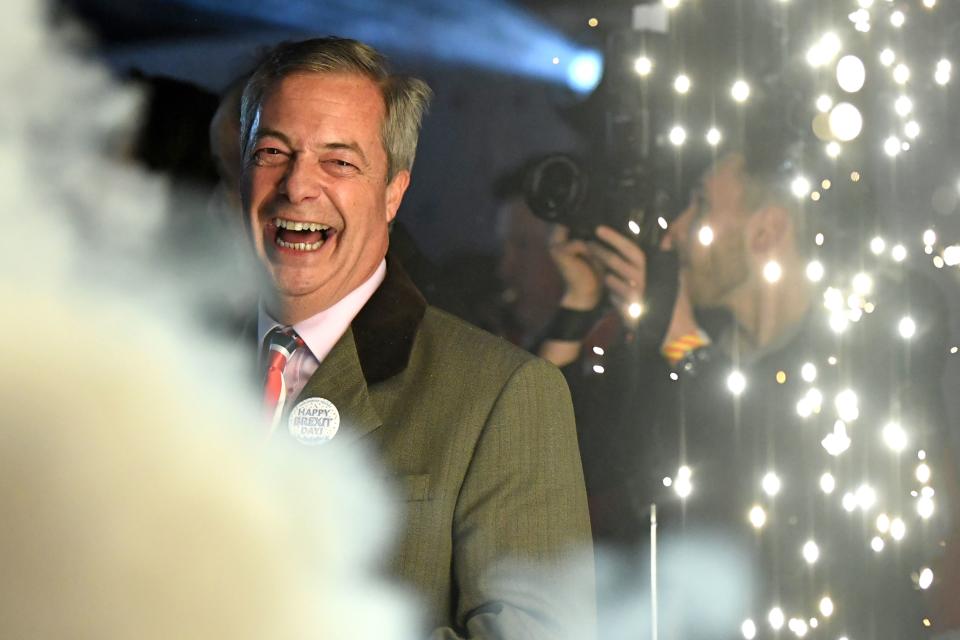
[567,51,603,94]
[182,0,602,93]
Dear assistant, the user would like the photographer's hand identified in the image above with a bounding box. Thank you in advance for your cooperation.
[538,226,604,367]
[589,226,648,327]
[548,226,603,311]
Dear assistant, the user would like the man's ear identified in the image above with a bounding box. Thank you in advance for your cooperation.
[385,170,411,223]
[747,204,791,255]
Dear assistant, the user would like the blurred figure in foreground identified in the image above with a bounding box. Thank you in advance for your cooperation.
[0,2,415,639]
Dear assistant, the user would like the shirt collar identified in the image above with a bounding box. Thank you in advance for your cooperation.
[257,259,387,363]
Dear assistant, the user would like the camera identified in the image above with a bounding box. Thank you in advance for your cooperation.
[522,152,672,250]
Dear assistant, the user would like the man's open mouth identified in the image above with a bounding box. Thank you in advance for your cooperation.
[273,217,333,251]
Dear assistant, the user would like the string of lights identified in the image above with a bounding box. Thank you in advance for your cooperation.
[559,1,957,637]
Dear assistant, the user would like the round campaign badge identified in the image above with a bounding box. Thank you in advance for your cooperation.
[287,397,340,446]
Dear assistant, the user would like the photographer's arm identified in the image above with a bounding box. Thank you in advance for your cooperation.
[538,226,604,367]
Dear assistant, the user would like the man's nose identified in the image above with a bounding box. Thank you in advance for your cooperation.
[279,156,324,204]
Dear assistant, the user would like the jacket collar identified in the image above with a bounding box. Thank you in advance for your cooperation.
[350,252,427,385]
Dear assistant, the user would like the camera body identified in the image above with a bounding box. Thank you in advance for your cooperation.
[522,152,671,251]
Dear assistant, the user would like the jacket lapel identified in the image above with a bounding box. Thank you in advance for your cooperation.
[287,254,427,444]
[294,326,383,444]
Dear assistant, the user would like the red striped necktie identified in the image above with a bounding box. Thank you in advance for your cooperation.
[262,327,304,432]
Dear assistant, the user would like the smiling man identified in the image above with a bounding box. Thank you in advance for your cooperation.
[238,38,594,638]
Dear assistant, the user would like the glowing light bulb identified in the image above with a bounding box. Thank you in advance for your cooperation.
[837,55,866,92]
[674,74,691,94]
[789,618,809,637]
[918,495,935,519]
[727,370,747,395]
[593,364,605,374]
[634,56,653,76]
[803,539,820,564]
[870,236,886,254]
[820,472,836,494]
[852,272,873,295]
[806,260,825,282]
[856,483,877,510]
[749,505,767,528]
[892,244,907,262]
[822,420,851,456]
[916,462,931,483]
[762,471,781,496]
[899,316,916,339]
[791,176,811,197]
[742,619,757,640]
[706,127,722,146]
[669,125,687,146]
[923,0,936,6]
[849,8,870,25]
[731,79,751,102]
[769,607,785,630]
[919,567,934,589]
[825,287,844,311]
[819,596,834,617]
[842,492,858,512]
[894,95,913,116]
[923,229,937,245]
[764,260,783,283]
[880,48,896,67]
[816,94,833,112]
[698,225,714,246]
[883,422,908,452]
[657,216,668,230]
[905,120,920,139]
[884,135,902,157]
[663,0,681,9]
[829,103,863,141]
[815,232,825,245]
[890,517,906,540]
[628,302,644,319]
[826,141,842,158]
[673,465,692,498]
[877,513,891,533]
[871,536,885,552]
[893,63,910,85]
[801,362,817,382]
[890,10,905,27]
[943,245,960,266]
[835,389,859,422]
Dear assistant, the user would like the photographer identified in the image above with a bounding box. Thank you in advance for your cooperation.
[536,146,958,638]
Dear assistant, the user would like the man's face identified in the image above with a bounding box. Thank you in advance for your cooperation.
[665,154,753,309]
[496,197,563,331]
[242,72,409,317]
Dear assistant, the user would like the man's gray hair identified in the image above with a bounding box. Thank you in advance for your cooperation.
[240,37,432,181]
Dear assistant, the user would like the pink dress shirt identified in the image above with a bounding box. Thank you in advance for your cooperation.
[257,259,386,402]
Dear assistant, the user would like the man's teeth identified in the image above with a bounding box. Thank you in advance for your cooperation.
[275,218,330,232]
[275,237,324,251]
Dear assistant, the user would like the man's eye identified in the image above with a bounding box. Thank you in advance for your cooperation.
[325,159,358,173]
[253,148,287,165]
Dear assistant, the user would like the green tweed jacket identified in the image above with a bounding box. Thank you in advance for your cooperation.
[292,256,595,639]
